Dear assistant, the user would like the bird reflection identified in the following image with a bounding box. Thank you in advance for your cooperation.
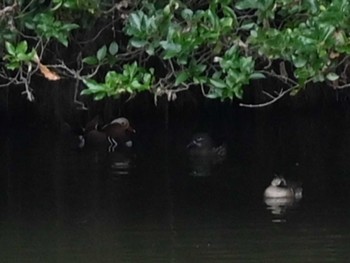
[264,197,298,216]
[264,176,302,217]
[186,133,226,177]
[106,150,134,178]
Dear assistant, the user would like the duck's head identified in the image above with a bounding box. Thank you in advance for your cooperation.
[110,117,136,133]
[186,133,213,150]
[271,176,287,187]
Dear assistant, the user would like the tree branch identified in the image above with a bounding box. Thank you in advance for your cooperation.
[239,86,295,108]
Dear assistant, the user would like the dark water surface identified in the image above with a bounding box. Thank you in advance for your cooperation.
[1,110,350,262]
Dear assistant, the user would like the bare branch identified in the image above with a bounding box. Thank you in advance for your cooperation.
[240,86,295,108]
[334,83,350,90]
[260,69,298,86]
[73,78,88,110]
[0,2,17,18]
[262,90,276,99]
[102,0,131,15]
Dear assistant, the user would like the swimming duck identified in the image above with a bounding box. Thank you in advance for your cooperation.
[186,133,226,157]
[80,116,135,151]
[186,133,226,176]
[264,176,302,199]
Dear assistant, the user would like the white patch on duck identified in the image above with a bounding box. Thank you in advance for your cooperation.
[109,117,129,126]
[264,176,303,199]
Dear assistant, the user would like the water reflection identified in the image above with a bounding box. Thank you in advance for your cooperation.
[106,150,134,177]
[264,196,301,217]
[1,110,350,262]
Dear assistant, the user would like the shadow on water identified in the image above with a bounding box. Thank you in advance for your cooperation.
[1,109,350,262]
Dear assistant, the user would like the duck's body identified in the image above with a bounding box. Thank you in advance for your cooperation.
[187,133,226,157]
[186,133,226,176]
[264,176,302,199]
[80,116,135,150]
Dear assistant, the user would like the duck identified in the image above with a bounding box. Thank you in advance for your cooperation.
[79,116,135,151]
[186,133,226,176]
[186,133,226,157]
[264,176,302,199]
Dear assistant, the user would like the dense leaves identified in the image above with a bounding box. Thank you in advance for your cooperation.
[1,0,350,106]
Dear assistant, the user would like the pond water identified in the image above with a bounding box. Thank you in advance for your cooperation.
[1,109,350,262]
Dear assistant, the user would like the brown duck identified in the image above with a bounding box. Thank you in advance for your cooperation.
[79,116,135,150]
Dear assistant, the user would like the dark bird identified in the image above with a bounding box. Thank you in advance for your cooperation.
[187,133,226,157]
[186,133,226,176]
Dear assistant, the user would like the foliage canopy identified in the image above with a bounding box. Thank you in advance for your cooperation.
[1,0,350,107]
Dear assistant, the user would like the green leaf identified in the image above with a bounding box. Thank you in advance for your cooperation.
[143,72,152,83]
[234,86,243,99]
[192,64,207,75]
[58,38,68,47]
[250,72,265,79]
[305,0,318,14]
[175,72,189,86]
[240,22,255,30]
[130,39,148,48]
[6,61,20,70]
[181,8,193,20]
[206,93,219,99]
[177,56,188,65]
[145,45,155,55]
[129,12,142,31]
[160,41,181,53]
[293,56,307,68]
[220,17,233,28]
[27,49,36,61]
[5,42,16,56]
[97,45,107,61]
[61,23,79,31]
[131,80,142,89]
[94,93,106,100]
[82,79,105,92]
[193,76,207,84]
[24,22,35,30]
[80,89,94,95]
[235,0,259,10]
[222,5,237,20]
[326,72,339,81]
[16,41,28,54]
[209,78,227,88]
[108,41,119,55]
[313,73,325,82]
[82,56,98,65]
[17,53,31,61]
[290,86,301,96]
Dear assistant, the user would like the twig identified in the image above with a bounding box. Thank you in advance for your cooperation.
[239,86,295,108]
[102,0,131,15]
[262,90,276,99]
[73,78,88,110]
[334,83,350,90]
[260,69,298,86]
[0,2,17,18]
